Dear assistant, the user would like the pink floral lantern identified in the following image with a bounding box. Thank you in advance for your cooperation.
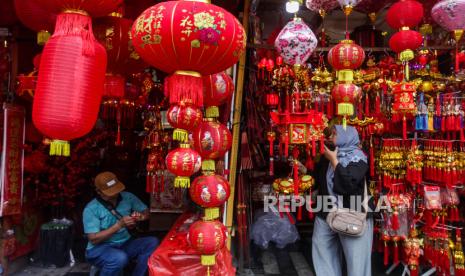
[274,18,318,67]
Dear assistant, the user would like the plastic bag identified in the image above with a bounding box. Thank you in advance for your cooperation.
[251,208,299,249]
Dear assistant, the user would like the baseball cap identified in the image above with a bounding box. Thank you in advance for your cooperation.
[94,172,125,197]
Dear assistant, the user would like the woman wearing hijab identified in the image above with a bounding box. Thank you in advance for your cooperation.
[312,125,372,276]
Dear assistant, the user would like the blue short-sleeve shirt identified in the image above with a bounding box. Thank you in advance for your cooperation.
[83,192,148,250]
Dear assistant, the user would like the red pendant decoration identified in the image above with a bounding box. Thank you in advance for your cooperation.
[327,40,365,82]
[31,0,123,17]
[33,12,107,156]
[391,82,417,139]
[189,173,230,220]
[167,103,203,142]
[165,144,201,188]
[14,0,56,45]
[203,72,234,118]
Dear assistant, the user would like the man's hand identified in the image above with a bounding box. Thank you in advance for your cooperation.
[120,216,136,227]
[324,145,339,168]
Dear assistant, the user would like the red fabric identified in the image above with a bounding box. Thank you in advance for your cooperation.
[33,13,106,141]
[14,0,56,33]
[386,0,424,29]
[189,174,230,208]
[166,147,201,177]
[389,30,423,53]
[327,40,365,70]
[148,213,235,276]
[192,120,232,160]
[32,0,123,17]
[203,72,234,107]
[131,1,246,75]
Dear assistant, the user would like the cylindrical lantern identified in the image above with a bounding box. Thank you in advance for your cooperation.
[331,83,362,126]
[192,119,232,171]
[33,12,107,156]
[203,72,234,118]
[32,0,123,17]
[14,0,56,45]
[327,40,365,81]
[274,18,318,66]
[187,220,227,267]
[165,144,201,188]
[167,103,203,142]
[131,1,246,106]
[189,173,230,220]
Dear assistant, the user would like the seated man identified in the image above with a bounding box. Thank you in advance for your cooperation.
[83,171,159,276]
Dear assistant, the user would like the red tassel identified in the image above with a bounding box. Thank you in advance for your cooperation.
[384,241,390,265]
[55,12,96,56]
[410,266,418,276]
[297,205,302,221]
[461,127,465,142]
[166,73,203,107]
[146,174,151,193]
[403,115,407,140]
[312,139,316,157]
[391,211,400,230]
[370,142,375,177]
[365,93,370,116]
[393,241,399,264]
[320,137,325,155]
[305,157,314,171]
[115,124,121,146]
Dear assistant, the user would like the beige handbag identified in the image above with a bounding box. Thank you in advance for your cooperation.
[326,181,368,237]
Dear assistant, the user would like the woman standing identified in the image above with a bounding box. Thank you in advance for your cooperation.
[312,125,373,276]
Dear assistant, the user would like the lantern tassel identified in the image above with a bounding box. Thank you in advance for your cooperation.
[55,12,95,56]
[204,207,220,220]
[205,106,219,118]
[174,176,190,188]
[49,140,70,156]
[173,128,189,143]
[167,72,203,107]
[202,160,216,172]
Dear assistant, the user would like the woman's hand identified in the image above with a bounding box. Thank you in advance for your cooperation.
[324,145,339,168]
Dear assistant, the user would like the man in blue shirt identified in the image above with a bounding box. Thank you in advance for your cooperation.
[83,171,159,276]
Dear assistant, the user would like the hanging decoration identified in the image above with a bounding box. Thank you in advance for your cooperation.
[189,173,230,220]
[14,0,56,45]
[331,83,362,126]
[165,144,201,188]
[203,72,234,119]
[305,0,338,46]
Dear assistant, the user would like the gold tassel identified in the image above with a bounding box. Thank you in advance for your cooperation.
[174,176,190,188]
[173,129,189,143]
[49,140,70,156]
[201,255,216,266]
[202,160,216,172]
[204,208,220,220]
[205,106,219,118]
[337,103,354,116]
[37,30,50,45]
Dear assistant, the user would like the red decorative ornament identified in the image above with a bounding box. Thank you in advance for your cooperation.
[331,83,362,126]
[167,103,203,142]
[203,72,234,118]
[392,82,417,139]
[189,173,230,220]
[103,74,125,99]
[165,144,201,188]
[131,1,246,107]
[266,93,279,108]
[386,0,424,29]
[192,119,232,171]
[187,220,227,268]
[33,12,107,156]
[32,0,123,17]
[389,30,423,54]
[327,40,365,81]
[14,0,56,45]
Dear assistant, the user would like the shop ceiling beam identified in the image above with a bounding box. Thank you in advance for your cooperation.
[226,0,250,250]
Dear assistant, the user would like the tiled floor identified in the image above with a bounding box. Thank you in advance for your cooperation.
[10,263,91,276]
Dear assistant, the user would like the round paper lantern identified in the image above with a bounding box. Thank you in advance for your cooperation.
[331,83,362,126]
[167,103,203,142]
[188,220,227,266]
[274,18,318,66]
[32,0,123,17]
[93,14,132,75]
[131,1,246,106]
[189,173,230,220]
[306,0,339,12]
[14,0,56,45]
[386,0,424,30]
[203,72,234,118]
[389,30,423,53]
[33,13,107,156]
[165,144,201,188]
[192,119,232,171]
[327,40,365,81]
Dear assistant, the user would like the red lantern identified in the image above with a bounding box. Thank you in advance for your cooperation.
[189,173,230,220]
[192,119,232,171]
[0,0,18,27]
[331,83,362,126]
[386,0,424,30]
[327,40,365,81]
[103,74,125,99]
[14,0,56,45]
[389,30,423,54]
[167,103,203,142]
[165,144,201,188]
[32,0,123,17]
[33,13,107,156]
[203,72,234,118]
[188,220,227,267]
[131,1,246,106]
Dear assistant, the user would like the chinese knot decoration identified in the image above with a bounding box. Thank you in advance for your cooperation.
[391,82,417,139]
[274,17,318,67]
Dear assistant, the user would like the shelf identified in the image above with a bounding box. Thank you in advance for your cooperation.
[248,43,455,52]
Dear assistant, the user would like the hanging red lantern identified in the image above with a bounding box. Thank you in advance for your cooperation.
[32,0,123,17]
[14,0,56,45]
[386,0,424,30]
[33,12,107,156]
[192,119,232,171]
[167,103,203,142]
[331,83,362,126]
[327,40,365,81]
[131,1,246,107]
[203,72,234,118]
[189,173,230,220]
[389,30,423,54]
[165,144,201,188]
[266,92,279,108]
[187,220,227,269]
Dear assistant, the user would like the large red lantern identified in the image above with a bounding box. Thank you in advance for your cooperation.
[389,30,423,54]
[167,103,203,142]
[386,0,424,29]
[192,119,232,171]
[165,144,201,188]
[189,173,230,220]
[33,13,107,156]
[14,0,56,45]
[203,72,234,118]
[331,83,362,126]
[327,40,365,81]
[188,220,227,268]
[131,0,246,106]
[31,0,123,17]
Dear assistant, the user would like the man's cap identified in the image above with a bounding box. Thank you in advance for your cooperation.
[94,171,125,197]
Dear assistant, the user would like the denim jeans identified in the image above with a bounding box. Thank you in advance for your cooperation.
[312,216,373,276]
[86,236,159,276]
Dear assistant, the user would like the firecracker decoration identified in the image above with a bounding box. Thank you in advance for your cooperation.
[187,220,228,275]
[203,72,234,118]
[165,144,201,188]
[167,103,203,143]
[14,0,56,45]
[274,17,318,67]
[189,173,230,220]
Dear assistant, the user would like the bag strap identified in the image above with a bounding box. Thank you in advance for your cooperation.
[362,179,368,213]
[96,197,124,221]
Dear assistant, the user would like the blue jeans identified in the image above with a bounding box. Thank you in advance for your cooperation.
[86,237,159,276]
[312,216,373,276]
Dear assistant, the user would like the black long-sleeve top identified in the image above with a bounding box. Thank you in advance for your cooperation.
[312,157,373,219]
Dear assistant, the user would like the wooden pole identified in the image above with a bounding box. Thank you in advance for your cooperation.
[226,0,250,250]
